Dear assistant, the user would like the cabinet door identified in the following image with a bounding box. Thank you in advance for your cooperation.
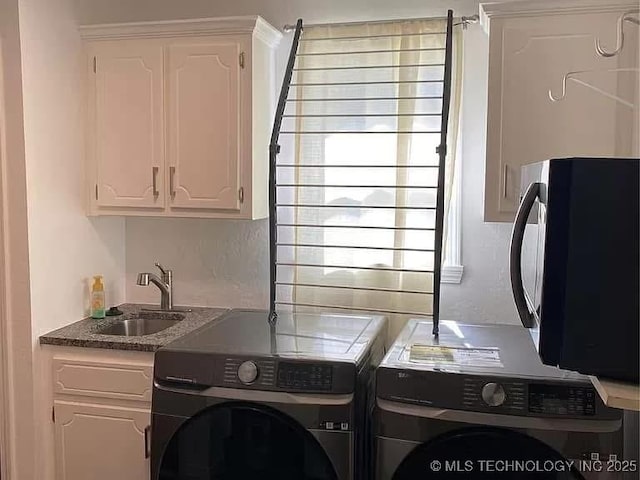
[54,400,150,480]
[91,41,164,209]
[167,42,242,211]
[484,10,639,222]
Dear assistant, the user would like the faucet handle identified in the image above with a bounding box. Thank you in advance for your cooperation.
[155,262,170,275]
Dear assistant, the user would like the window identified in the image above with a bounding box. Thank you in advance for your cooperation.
[275,18,463,323]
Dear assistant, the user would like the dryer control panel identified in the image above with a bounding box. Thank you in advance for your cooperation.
[277,362,333,391]
[376,367,617,419]
[223,358,277,389]
[463,378,527,413]
[464,379,596,416]
[222,359,333,391]
[215,357,353,393]
[528,383,596,416]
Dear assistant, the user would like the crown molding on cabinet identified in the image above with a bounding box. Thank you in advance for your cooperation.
[79,15,282,47]
[441,265,464,284]
[480,1,639,32]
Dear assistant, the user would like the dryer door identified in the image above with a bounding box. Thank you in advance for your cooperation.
[157,402,339,480]
[393,427,584,479]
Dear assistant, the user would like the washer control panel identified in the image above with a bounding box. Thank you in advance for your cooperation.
[481,382,506,407]
[237,361,259,385]
[463,378,526,413]
[463,378,596,416]
[222,358,335,392]
[277,362,333,391]
[529,383,596,416]
[377,367,610,419]
[223,358,276,388]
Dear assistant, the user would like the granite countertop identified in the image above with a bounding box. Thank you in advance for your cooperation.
[39,303,228,352]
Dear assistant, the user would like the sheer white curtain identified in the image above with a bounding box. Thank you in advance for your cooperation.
[276,18,462,339]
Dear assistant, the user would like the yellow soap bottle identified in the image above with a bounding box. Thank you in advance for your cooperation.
[91,275,106,319]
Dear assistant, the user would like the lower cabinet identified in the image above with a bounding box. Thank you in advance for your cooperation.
[53,401,150,480]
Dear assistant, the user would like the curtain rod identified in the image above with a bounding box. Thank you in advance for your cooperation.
[283,14,478,32]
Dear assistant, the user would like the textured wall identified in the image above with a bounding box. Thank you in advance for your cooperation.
[126,218,269,309]
[439,26,519,325]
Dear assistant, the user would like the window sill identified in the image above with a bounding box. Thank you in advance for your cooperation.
[441,265,464,284]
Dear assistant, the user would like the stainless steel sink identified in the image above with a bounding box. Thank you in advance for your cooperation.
[98,312,184,336]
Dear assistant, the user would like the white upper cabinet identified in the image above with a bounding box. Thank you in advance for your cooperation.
[167,40,242,211]
[90,40,164,209]
[81,17,281,219]
[481,1,639,222]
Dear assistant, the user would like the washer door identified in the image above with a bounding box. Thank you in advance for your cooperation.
[393,427,584,479]
[158,402,339,480]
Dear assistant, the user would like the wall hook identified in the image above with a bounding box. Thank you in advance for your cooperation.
[549,69,591,102]
[549,68,638,108]
[595,9,639,58]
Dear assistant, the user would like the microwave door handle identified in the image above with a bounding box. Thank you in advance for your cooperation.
[510,182,541,329]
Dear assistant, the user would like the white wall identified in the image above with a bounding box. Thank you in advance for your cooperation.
[74,0,479,28]
[18,0,126,477]
[20,0,126,335]
[439,25,518,325]
[0,0,36,477]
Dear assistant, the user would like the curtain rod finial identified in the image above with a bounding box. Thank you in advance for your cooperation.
[459,14,479,29]
[284,19,303,32]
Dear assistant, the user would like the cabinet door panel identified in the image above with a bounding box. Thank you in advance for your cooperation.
[167,42,241,210]
[54,401,150,480]
[53,357,153,402]
[484,10,638,221]
[94,41,164,208]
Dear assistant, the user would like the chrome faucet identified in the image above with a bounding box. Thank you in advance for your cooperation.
[137,262,173,310]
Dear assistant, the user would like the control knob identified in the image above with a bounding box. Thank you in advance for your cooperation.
[481,382,506,407]
[237,361,259,384]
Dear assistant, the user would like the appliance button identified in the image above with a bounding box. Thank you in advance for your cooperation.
[237,361,259,384]
[481,382,506,407]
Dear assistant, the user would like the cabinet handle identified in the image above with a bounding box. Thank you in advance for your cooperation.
[169,166,176,198]
[502,164,509,199]
[152,167,159,197]
[144,425,151,459]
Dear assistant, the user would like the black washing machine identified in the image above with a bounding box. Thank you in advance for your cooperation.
[151,309,386,480]
[376,320,625,480]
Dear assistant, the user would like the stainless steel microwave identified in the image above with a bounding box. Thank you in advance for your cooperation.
[510,158,639,383]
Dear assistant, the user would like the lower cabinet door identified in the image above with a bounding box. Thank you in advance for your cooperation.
[54,400,150,480]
